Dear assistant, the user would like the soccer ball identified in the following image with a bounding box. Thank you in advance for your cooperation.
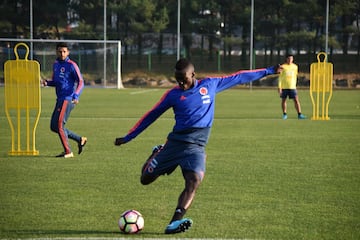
[118,209,144,234]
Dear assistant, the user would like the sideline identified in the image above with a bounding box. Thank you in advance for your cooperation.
[130,89,159,95]
[11,238,256,240]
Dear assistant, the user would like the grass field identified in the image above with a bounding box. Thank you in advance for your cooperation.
[0,87,359,240]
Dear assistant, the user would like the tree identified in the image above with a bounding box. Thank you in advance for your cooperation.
[0,0,359,66]
[219,0,243,62]
[333,0,359,55]
[33,0,70,39]
[255,0,286,64]
[0,0,29,38]
[175,0,198,59]
[74,0,103,35]
[108,0,169,65]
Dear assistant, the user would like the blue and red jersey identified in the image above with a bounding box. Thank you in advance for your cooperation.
[46,56,84,101]
[124,66,277,146]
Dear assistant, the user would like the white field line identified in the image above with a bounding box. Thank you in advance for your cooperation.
[129,89,159,95]
[4,238,261,240]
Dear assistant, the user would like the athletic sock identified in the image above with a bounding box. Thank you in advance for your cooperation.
[170,207,186,223]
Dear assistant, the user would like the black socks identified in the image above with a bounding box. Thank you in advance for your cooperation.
[170,207,186,223]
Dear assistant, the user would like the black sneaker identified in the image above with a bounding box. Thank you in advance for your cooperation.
[152,144,163,154]
[78,137,87,154]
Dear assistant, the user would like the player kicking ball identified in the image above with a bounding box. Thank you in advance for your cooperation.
[114,59,282,234]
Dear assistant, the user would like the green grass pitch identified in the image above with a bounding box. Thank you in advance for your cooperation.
[0,87,359,239]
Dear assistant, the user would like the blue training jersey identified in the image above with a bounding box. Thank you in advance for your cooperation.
[46,56,84,101]
[124,66,277,145]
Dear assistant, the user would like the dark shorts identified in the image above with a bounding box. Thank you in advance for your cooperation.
[142,140,206,180]
[280,89,297,99]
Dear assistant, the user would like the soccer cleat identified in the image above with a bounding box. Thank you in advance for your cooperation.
[298,114,306,119]
[152,144,163,153]
[282,114,288,120]
[78,137,88,154]
[56,152,74,158]
[164,218,193,234]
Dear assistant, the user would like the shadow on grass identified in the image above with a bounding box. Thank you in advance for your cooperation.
[2,229,162,237]
[328,114,360,119]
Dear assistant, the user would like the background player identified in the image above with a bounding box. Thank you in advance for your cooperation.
[42,42,87,158]
[278,54,306,119]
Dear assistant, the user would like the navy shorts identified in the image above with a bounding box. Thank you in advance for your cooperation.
[280,89,297,99]
[142,140,206,180]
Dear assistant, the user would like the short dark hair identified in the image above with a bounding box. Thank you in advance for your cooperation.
[56,42,69,50]
[175,58,192,72]
[286,54,294,58]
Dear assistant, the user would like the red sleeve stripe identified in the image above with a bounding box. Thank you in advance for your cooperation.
[127,88,173,135]
[69,60,84,94]
[203,68,266,79]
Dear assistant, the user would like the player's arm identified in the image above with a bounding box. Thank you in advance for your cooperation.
[40,73,47,87]
[278,65,284,95]
[42,79,55,87]
[278,78,282,95]
[42,64,56,87]
[42,73,55,86]
[215,65,280,92]
[114,90,172,146]
[71,63,84,104]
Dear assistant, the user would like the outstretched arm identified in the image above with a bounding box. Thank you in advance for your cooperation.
[215,65,281,92]
[114,89,172,146]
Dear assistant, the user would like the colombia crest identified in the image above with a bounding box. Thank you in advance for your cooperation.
[199,87,208,95]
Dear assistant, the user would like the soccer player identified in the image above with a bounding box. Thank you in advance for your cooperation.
[42,42,87,158]
[114,59,281,234]
[278,54,306,119]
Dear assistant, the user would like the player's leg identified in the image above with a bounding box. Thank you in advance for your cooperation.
[140,145,164,185]
[165,145,205,234]
[50,101,62,134]
[164,171,202,234]
[64,102,87,154]
[140,168,159,185]
[281,98,287,114]
[55,100,74,157]
[50,100,73,157]
[281,98,288,119]
[294,96,300,112]
[172,171,201,219]
[291,90,306,119]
